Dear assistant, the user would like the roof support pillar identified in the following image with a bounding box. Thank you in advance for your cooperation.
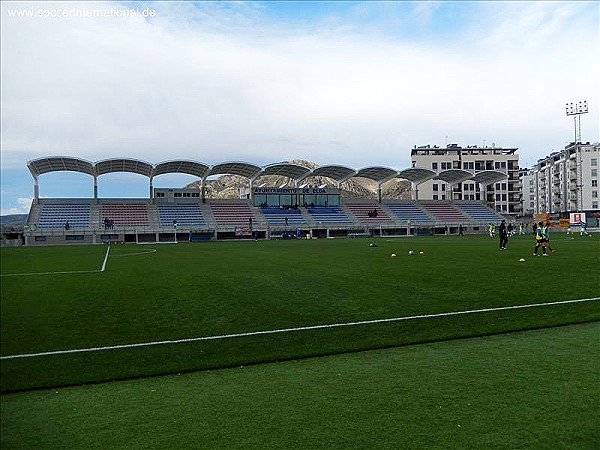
[412,182,419,201]
[33,174,39,205]
[93,175,98,203]
[149,176,154,202]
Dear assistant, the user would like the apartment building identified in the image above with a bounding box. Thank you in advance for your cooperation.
[410,144,521,215]
[521,142,599,215]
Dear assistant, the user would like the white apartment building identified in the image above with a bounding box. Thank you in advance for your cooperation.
[410,144,521,215]
[521,142,599,215]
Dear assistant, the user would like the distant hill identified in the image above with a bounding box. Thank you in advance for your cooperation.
[186,160,411,200]
[0,214,27,225]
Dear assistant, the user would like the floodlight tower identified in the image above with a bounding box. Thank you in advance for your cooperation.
[565,101,588,144]
[565,101,588,212]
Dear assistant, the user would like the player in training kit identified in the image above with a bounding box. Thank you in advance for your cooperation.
[543,222,556,253]
[533,221,547,256]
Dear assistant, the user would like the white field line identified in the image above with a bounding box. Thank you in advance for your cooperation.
[2,297,598,361]
[110,249,156,257]
[0,246,111,277]
[100,245,110,271]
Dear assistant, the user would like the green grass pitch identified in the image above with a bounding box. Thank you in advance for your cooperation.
[1,234,598,392]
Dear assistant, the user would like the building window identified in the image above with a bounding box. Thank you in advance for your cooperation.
[441,184,446,191]
[432,162,438,170]
[592,158,598,166]
[433,184,438,191]
[592,169,598,177]
[593,191,598,198]
[592,180,598,187]
[433,195,438,200]
[441,162,452,170]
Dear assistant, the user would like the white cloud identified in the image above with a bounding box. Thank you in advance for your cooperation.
[1,197,33,215]
[1,0,598,175]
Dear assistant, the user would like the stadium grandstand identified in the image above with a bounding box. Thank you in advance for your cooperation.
[23,156,508,245]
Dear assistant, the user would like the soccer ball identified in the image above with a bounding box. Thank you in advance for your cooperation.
[519,258,526,262]
[419,251,424,255]
[408,250,414,255]
[390,253,397,258]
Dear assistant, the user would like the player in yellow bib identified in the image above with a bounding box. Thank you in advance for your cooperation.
[533,221,547,256]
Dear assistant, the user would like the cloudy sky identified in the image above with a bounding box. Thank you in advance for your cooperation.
[1,0,599,214]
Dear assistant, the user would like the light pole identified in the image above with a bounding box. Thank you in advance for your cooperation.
[565,101,588,212]
[565,101,588,144]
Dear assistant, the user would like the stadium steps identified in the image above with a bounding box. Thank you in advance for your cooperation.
[147,204,160,228]
[26,203,41,227]
[90,203,101,230]
[343,200,395,225]
[249,205,269,228]
[453,201,504,223]
[199,202,218,229]
[419,201,470,224]
[383,200,433,225]
[299,207,316,226]
[338,203,362,226]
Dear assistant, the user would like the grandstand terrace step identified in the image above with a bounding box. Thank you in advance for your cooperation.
[384,201,433,224]
[260,207,307,226]
[100,202,149,227]
[209,200,257,226]
[37,202,91,229]
[158,204,206,227]
[419,202,469,223]
[307,206,354,225]
[343,201,394,224]
[454,201,504,223]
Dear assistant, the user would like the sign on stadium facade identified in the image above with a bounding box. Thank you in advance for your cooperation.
[253,187,338,194]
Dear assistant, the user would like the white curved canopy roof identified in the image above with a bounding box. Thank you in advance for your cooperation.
[154,160,210,178]
[471,170,507,186]
[310,165,357,182]
[28,156,94,176]
[354,166,399,183]
[26,157,513,191]
[259,162,312,180]
[208,162,262,179]
[435,169,473,184]
[397,167,436,183]
[95,158,153,177]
